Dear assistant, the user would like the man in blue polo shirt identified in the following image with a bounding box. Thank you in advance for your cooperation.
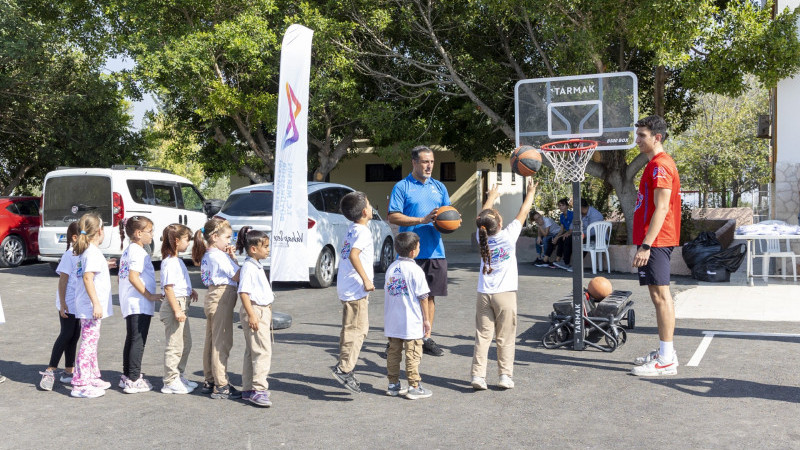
[388,145,451,356]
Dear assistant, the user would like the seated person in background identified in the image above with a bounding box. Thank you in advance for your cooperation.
[552,198,574,271]
[531,211,560,267]
[581,199,605,241]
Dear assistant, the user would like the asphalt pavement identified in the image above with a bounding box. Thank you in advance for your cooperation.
[1,252,799,449]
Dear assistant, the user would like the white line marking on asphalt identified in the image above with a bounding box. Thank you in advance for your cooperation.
[687,331,800,367]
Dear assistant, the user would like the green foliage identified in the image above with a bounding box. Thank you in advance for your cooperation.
[671,78,770,207]
[0,0,144,195]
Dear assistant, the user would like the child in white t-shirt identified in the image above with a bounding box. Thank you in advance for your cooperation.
[331,191,374,394]
[39,222,81,391]
[192,217,240,399]
[384,232,432,400]
[71,213,115,398]
[235,226,274,407]
[118,216,162,394]
[159,224,198,395]
[471,181,536,391]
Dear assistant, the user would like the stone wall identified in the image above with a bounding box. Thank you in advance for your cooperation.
[774,161,800,225]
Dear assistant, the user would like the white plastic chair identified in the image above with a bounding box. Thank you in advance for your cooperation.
[582,221,612,274]
[757,238,797,282]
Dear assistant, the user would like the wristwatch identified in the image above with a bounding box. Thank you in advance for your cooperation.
[641,243,651,251]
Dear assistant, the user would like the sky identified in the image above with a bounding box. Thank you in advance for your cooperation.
[103,56,156,131]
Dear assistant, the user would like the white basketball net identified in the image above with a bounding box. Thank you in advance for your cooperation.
[539,140,598,183]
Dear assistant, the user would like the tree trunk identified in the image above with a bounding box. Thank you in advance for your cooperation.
[654,65,666,117]
[311,133,354,182]
[732,191,741,207]
[238,165,268,184]
[1,164,34,196]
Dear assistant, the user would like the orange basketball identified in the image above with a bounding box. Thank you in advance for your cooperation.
[587,276,613,300]
[510,145,542,177]
[433,206,462,234]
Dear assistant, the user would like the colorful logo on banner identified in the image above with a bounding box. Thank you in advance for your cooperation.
[283,82,302,148]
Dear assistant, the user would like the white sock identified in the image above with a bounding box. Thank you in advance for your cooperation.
[659,341,674,360]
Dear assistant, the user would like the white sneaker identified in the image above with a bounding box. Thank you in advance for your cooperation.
[498,374,515,389]
[124,377,152,394]
[471,376,487,390]
[633,350,679,367]
[553,261,570,271]
[180,374,198,389]
[59,372,73,384]
[161,378,191,394]
[70,386,106,398]
[118,375,129,389]
[630,352,678,377]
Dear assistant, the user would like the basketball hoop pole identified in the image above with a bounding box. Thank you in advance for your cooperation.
[571,181,585,350]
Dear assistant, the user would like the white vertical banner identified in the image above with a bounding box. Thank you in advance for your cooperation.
[271,24,314,282]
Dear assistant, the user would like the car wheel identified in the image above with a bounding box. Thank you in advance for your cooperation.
[377,237,394,273]
[309,246,335,288]
[0,235,26,267]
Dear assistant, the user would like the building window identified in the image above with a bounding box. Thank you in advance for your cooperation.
[497,164,503,183]
[440,162,456,182]
[365,164,402,182]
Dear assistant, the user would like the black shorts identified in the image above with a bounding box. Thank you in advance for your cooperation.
[638,246,674,286]
[416,258,448,297]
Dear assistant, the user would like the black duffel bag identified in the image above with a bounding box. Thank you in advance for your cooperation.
[682,231,722,269]
[691,243,747,282]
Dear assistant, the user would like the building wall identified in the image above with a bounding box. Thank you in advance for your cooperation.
[775,0,800,224]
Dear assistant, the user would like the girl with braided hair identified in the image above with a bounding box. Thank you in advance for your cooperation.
[471,180,536,391]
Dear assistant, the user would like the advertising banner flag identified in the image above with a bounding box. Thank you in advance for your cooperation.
[271,24,314,282]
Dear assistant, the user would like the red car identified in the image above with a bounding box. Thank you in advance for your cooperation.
[0,196,41,267]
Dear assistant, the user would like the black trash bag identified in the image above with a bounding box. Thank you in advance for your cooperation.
[682,231,722,269]
[691,244,747,283]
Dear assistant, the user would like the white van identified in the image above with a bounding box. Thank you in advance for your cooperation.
[38,166,214,264]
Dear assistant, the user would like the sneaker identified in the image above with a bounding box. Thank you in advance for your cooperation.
[471,376,487,391]
[553,261,569,270]
[630,352,679,377]
[241,390,255,400]
[331,366,362,394]
[161,378,191,394]
[0,373,6,383]
[547,263,557,269]
[180,374,198,389]
[422,338,444,356]
[565,265,573,272]
[200,381,215,395]
[123,377,152,394]
[89,379,112,390]
[249,391,273,407]
[405,384,432,400]
[59,372,73,384]
[498,374,515,389]
[118,375,129,389]
[532,258,545,266]
[39,370,55,391]
[210,384,242,399]
[534,260,551,268]
[386,383,409,397]
[633,350,680,367]
[70,386,105,398]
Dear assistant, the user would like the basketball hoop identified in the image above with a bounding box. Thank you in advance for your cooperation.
[539,139,599,183]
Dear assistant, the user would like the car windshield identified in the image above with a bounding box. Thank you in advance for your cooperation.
[220,191,273,217]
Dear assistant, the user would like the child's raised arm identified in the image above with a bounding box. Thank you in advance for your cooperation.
[482,185,500,210]
[515,180,538,225]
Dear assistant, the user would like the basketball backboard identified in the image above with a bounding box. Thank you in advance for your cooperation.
[515,72,638,150]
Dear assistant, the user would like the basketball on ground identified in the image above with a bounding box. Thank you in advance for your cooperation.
[510,145,542,177]
[433,206,462,234]
[587,276,613,300]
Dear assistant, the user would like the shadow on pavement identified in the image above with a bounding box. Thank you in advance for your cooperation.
[643,377,800,403]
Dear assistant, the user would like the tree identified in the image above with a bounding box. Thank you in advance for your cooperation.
[672,80,770,207]
[0,0,144,195]
[343,0,800,242]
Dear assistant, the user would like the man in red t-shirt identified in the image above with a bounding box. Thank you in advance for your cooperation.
[630,115,681,377]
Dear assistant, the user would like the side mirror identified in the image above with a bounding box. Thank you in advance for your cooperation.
[203,199,224,218]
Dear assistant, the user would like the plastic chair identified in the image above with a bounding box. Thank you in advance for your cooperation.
[582,221,612,274]
[757,238,797,282]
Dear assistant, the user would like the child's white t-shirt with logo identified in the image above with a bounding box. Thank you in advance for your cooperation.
[54,248,79,314]
[383,258,430,340]
[74,244,114,319]
[337,223,374,301]
[160,256,192,298]
[477,219,522,294]
[118,244,157,317]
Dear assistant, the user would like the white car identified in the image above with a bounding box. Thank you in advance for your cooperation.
[216,182,395,288]
[38,166,213,265]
